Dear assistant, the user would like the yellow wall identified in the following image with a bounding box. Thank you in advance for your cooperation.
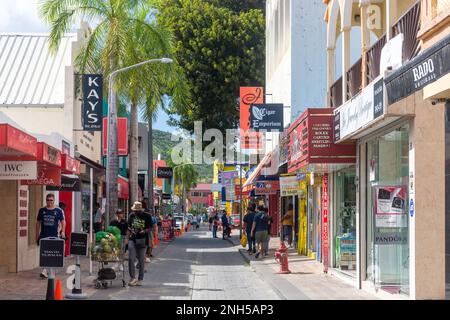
[298,179,308,255]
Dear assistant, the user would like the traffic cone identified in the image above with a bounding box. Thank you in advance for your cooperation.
[154,231,159,246]
[55,279,63,300]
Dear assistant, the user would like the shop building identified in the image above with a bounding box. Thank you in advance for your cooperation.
[326,0,446,299]
[0,25,103,271]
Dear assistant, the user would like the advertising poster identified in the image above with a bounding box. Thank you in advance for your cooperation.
[222,171,238,201]
[280,176,298,197]
[374,186,408,228]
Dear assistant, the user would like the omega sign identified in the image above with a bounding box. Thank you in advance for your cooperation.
[0,161,37,180]
[82,74,103,131]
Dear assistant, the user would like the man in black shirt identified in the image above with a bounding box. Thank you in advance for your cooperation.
[110,209,128,236]
[126,202,152,286]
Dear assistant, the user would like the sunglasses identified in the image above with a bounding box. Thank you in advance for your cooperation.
[46,199,54,202]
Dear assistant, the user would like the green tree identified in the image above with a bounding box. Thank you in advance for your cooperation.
[155,0,265,136]
[38,0,181,221]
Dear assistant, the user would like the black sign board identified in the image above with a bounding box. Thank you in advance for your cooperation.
[157,167,173,179]
[385,34,450,105]
[70,233,88,256]
[250,104,284,132]
[333,111,340,143]
[47,175,81,192]
[82,74,103,131]
[39,238,65,268]
[162,193,172,200]
[373,78,384,119]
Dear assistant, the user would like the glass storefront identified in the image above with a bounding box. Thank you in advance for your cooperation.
[334,167,357,276]
[307,175,322,260]
[365,123,410,295]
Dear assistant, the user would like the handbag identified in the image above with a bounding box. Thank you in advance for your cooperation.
[134,237,147,248]
[241,234,248,248]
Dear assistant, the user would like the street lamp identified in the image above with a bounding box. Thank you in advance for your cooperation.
[105,58,173,227]
[171,163,192,213]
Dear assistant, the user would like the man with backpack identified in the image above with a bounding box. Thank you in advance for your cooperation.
[251,205,269,259]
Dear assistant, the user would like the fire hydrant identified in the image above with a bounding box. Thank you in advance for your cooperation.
[274,242,291,274]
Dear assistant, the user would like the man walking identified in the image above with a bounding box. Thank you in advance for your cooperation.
[251,205,269,259]
[36,193,65,278]
[212,212,219,238]
[126,202,152,286]
[243,203,256,255]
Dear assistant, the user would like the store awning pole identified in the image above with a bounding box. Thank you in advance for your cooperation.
[89,167,93,275]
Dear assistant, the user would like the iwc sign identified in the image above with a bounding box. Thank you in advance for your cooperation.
[0,161,37,180]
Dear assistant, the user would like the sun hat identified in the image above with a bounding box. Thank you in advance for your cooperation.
[131,201,143,212]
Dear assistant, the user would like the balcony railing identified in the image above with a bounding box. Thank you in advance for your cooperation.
[330,76,342,109]
[347,58,362,100]
[366,35,386,85]
[392,1,421,63]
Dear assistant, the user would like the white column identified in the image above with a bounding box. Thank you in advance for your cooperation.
[360,3,371,88]
[386,0,397,41]
[342,28,351,103]
[327,48,335,106]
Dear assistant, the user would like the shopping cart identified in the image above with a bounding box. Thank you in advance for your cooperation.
[92,242,127,289]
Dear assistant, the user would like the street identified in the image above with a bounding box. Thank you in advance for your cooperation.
[90,224,281,300]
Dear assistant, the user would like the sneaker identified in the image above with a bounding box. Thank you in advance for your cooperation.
[145,257,151,263]
[255,252,260,259]
[40,271,48,279]
[136,280,143,286]
[128,279,138,286]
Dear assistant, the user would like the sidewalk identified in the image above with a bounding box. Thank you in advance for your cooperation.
[227,235,378,300]
[0,235,171,300]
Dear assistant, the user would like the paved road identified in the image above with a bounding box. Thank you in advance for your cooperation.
[90,224,281,300]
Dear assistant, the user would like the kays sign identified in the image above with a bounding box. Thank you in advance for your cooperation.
[82,74,103,131]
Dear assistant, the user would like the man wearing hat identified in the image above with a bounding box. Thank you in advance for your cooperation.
[126,201,152,286]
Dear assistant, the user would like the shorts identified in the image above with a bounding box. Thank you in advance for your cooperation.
[283,225,293,237]
[255,231,269,244]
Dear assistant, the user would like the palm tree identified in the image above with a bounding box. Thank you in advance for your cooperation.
[167,156,199,213]
[38,0,168,223]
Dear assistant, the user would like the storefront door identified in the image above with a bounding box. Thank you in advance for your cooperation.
[364,123,410,295]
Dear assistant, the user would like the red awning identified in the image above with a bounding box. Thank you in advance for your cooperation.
[118,175,129,200]
[0,124,37,160]
[61,154,80,175]
[21,142,62,186]
[37,142,62,167]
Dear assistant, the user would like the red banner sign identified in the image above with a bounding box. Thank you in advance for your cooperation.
[288,109,356,173]
[61,154,80,175]
[0,124,37,160]
[37,142,62,167]
[240,87,264,149]
[22,165,61,186]
[322,173,329,273]
[103,117,128,156]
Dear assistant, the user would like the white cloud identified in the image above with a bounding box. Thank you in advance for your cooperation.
[0,0,49,33]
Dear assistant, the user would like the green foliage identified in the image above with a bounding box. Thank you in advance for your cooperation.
[155,0,265,135]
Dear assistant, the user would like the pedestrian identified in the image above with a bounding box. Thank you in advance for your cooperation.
[208,214,213,231]
[196,214,201,229]
[251,205,269,259]
[146,211,158,260]
[282,204,294,247]
[36,193,66,278]
[93,203,103,233]
[110,209,128,271]
[221,212,230,240]
[243,203,256,255]
[263,207,273,256]
[126,201,152,286]
[212,212,219,238]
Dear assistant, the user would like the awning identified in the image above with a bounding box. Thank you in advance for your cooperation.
[242,151,274,190]
[0,123,37,160]
[46,174,81,192]
[118,175,129,200]
[21,142,62,186]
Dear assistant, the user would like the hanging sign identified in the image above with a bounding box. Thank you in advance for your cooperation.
[280,176,298,197]
[82,74,103,131]
[22,166,61,186]
[102,117,128,156]
[250,104,284,132]
[255,181,279,195]
[240,87,264,149]
[157,167,173,179]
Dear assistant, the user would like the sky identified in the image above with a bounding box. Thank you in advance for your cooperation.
[0,0,177,132]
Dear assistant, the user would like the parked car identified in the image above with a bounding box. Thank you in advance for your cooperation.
[173,215,184,230]
[229,215,241,228]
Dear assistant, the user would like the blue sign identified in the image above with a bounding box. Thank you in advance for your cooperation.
[409,198,414,217]
[297,173,306,181]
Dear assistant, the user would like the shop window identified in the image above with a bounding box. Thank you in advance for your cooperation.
[365,123,410,295]
[28,185,43,247]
